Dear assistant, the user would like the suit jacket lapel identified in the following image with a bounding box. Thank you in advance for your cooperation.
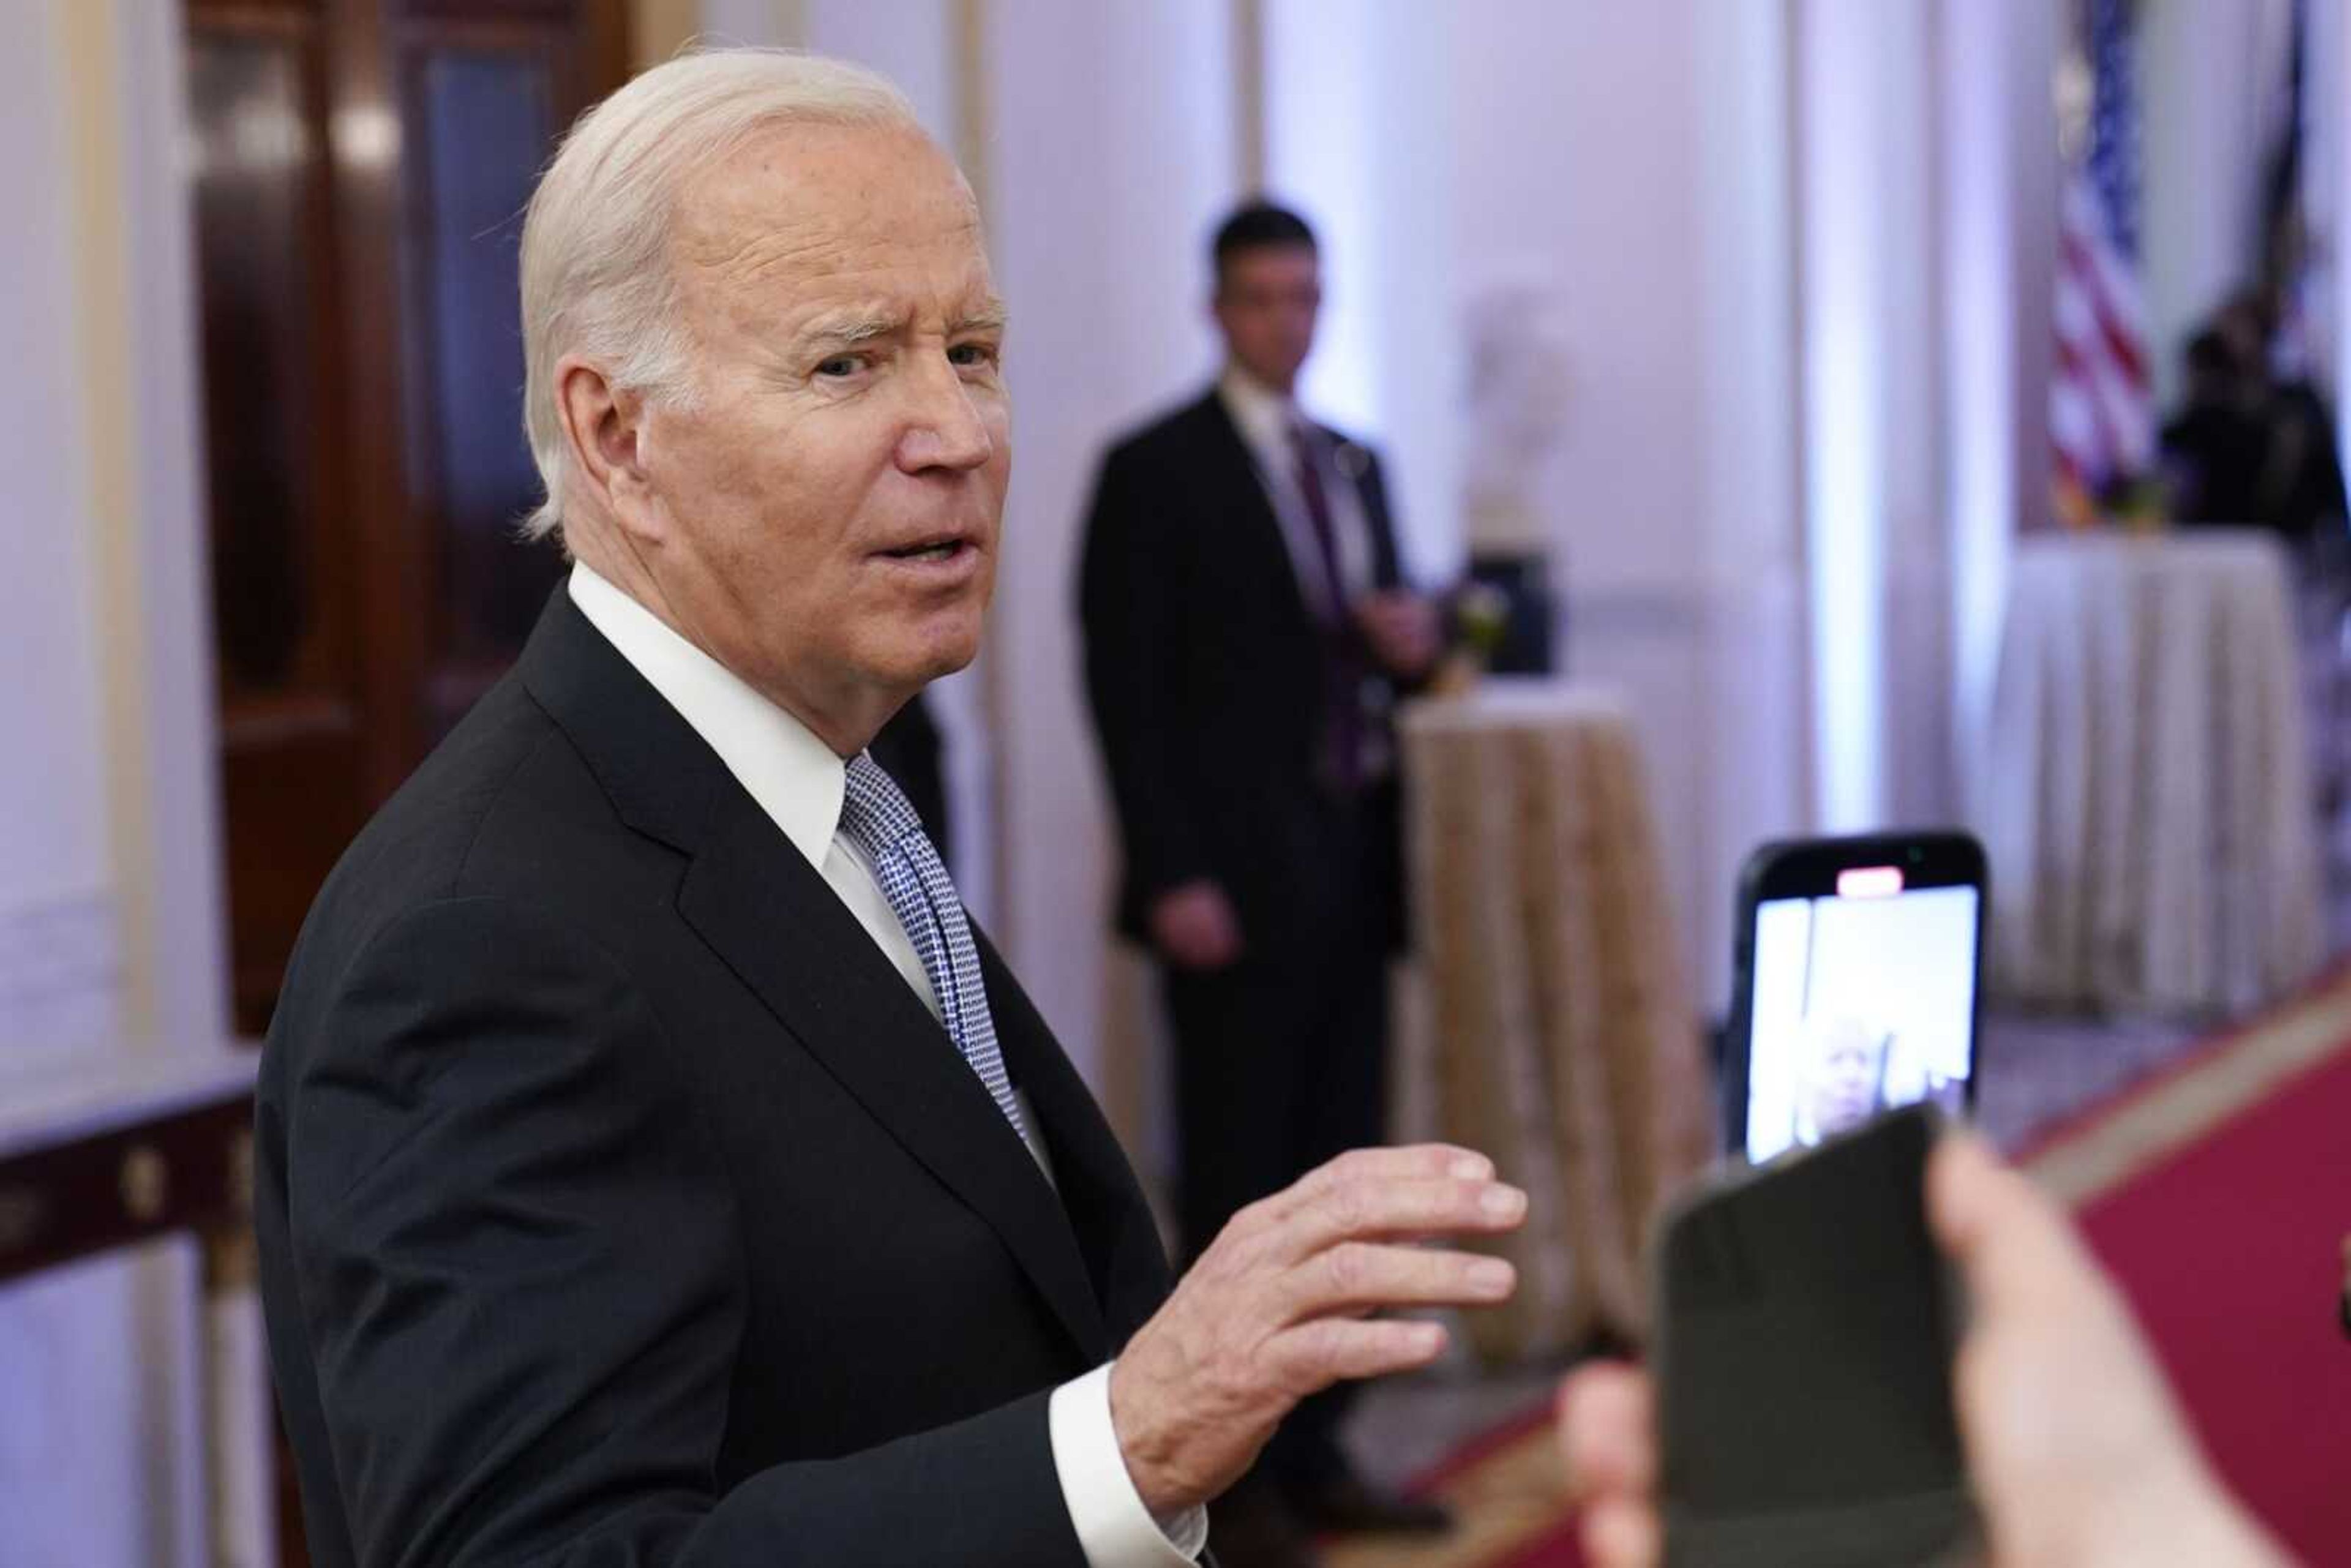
[520,590,1110,1363]
[677,785,1110,1362]
[974,932,1172,1346]
[1191,392,1318,626]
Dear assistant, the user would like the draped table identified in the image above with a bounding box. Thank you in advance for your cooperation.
[1978,530,2324,1018]
[1397,680,1712,1360]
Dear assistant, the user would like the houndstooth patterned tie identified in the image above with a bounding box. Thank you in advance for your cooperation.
[837,752,1029,1144]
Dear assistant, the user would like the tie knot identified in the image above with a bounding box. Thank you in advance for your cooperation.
[839,752,925,857]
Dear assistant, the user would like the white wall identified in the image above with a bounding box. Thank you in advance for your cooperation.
[982,1,1241,1087]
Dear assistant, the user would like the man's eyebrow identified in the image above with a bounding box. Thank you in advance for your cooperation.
[785,301,1008,353]
[953,301,1010,335]
[789,309,904,353]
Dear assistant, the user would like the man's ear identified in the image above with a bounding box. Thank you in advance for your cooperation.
[555,355,661,542]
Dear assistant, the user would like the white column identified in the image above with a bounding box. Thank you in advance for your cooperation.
[88,0,231,1054]
[0,1,214,1562]
[1,0,119,1066]
[1943,0,2060,784]
[1797,0,1944,831]
[1693,0,1809,1003]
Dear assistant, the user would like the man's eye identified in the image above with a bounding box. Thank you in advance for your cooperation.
[950,342,999,369]
[816,354,863,378]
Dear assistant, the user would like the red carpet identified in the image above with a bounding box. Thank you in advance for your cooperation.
[1333,969,2351,1567]
[2047,986,2351,1563]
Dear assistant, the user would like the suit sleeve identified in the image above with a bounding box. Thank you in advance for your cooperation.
[282,895,1089,1568]
[1357,448,1446,696]
[1077,447,1212,904]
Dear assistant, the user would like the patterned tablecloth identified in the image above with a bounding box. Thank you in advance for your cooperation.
[1978,530,2323,1018]
[1398,680,1712,1360]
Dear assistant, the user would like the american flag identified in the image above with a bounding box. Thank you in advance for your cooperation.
[2051,0,2152,520]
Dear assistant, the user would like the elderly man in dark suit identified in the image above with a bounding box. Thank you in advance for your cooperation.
[253,51,1522,1568]
[1078,203,1450,1556]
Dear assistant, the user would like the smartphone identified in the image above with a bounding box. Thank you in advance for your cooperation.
[1652,1103,1979,1566]
[1723,833,1986,1163]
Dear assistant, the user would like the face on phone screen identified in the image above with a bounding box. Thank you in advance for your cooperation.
[1744,879,1978,1162]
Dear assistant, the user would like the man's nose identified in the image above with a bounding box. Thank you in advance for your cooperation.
[899,356,994,473]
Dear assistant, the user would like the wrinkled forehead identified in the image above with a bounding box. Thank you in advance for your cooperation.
[669,120,990,307]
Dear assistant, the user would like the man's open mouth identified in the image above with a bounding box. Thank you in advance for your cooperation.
[880,539,967,562]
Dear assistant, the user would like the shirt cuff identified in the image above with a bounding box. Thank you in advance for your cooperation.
[1048,1364,1209,1566]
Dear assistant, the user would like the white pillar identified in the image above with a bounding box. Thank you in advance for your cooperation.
[1797,0,1943,831]
[1942,0,2059,785]
[0,2,216,1562]
[1693,0,1809,1003]
[1,0,119,1065]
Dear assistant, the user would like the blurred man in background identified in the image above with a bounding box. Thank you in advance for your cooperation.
[1080,201,1447,1560]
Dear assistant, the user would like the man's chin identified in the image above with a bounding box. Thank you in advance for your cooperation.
[891,626,985,689]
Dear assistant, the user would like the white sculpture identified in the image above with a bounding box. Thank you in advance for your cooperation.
[1461,277,1572,555]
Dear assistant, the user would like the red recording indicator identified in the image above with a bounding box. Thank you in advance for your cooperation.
[1837,865,1906,899]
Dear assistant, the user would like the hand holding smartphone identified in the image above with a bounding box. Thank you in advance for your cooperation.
[1649,831,1991,1566]
[1652,1104,1979,1566]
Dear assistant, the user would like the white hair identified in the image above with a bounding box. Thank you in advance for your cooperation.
[518,47,926,542]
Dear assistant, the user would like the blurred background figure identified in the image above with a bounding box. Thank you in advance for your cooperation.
[1079,200,1447,1564]
[2161,328,2272,527]
[2164,292,2348,547]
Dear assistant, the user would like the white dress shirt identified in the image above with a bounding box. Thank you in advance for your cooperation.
[1218,365,1377,616]
[1218,368,1401,780]
[566,563,1205,1567]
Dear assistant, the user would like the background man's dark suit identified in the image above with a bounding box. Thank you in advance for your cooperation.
[255,588,1177,1568]
[1079,387,1411,1493]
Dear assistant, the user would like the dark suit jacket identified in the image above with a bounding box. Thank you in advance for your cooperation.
[255,587,1177,1568]
[1078,388,1408,958]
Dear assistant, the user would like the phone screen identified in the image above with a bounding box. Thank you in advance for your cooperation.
[1743,875,1978,1163]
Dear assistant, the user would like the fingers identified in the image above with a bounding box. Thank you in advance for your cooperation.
[1928,1130,2100,1315]
[1561,1364,1662,1568]
[1270,1316,1450,1392]
[1298,1144,1500,1191]
[1559,1362,1656,1502]
[1247,1143,1510,1234]
[1582,1496,1664,1568]
[1274,1240,1516,1322]
[1251,1174,1526,1272]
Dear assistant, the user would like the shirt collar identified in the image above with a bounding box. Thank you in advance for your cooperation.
[1218,364,1305,456]
[566,560,847,872]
